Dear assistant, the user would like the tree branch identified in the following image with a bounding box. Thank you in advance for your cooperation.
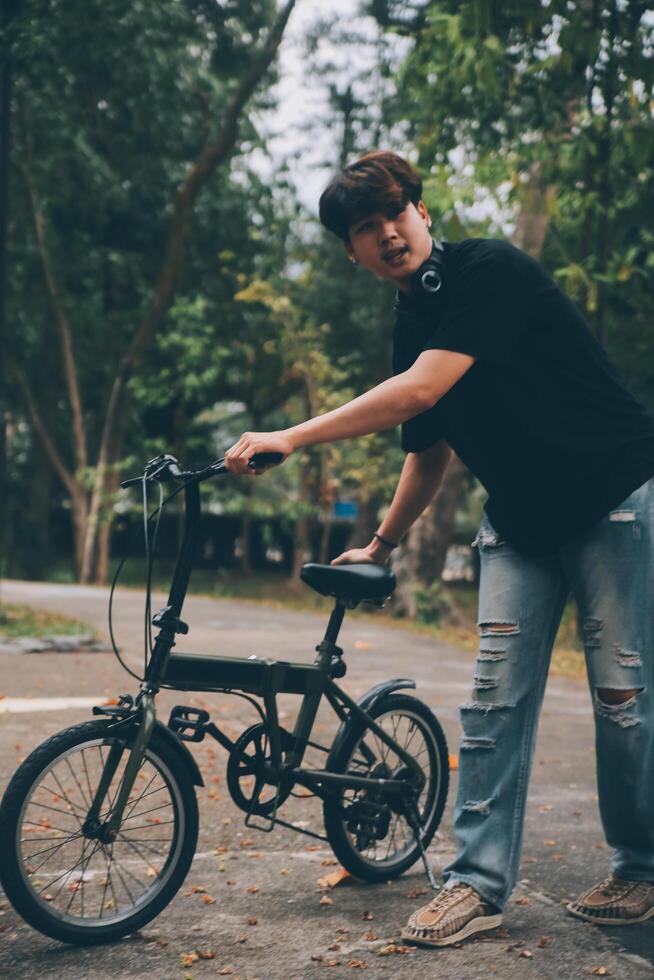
[79,0,297,582]
[20,159,88,473]
[8,356,76,497]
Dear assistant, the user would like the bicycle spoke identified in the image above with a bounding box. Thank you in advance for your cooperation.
[24,831,85,871]
[109,851,139,906]
[117,819,174,832]
[120,770,160,823]
[120,800,173,823]
[26,800,84,820]
[65,756,91,810]
[49,773,86,827]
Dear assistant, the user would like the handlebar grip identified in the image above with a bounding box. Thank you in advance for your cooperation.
[248,451,284,469]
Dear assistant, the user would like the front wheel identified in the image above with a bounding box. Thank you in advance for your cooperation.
[323,694,449,883]
[0,718,198,945]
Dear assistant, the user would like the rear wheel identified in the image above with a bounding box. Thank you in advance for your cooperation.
[0,718,198,945]
[323,694,449,882]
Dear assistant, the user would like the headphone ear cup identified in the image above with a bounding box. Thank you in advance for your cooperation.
[420,240,445,292]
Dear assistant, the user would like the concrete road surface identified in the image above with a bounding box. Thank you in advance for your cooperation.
[0,579,652,980]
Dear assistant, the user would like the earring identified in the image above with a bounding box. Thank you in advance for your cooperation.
[349,256,358,264]
[427,219,432,228]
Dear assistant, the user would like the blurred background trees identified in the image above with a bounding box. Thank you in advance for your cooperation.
[2,0,653,621]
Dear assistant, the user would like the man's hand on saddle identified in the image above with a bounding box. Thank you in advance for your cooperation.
[331,543,389,567]
[224,430,295,475]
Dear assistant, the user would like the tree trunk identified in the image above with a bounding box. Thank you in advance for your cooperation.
[12,3,297,586]
[391,453,468,617]
[348,492,383,549]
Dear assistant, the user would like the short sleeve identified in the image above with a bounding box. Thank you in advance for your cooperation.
[422,240,537,365]
[400,402,445,453]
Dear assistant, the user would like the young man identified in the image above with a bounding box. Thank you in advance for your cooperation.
[224,150,654,947]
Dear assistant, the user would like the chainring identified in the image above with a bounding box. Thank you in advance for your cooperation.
[226,723,295,817]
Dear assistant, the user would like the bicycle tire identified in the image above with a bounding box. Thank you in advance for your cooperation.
[323,693,449,883]
[0,718,199,945]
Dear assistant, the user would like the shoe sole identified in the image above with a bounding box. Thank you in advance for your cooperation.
[566,903,654,926]
[401,913,503,948]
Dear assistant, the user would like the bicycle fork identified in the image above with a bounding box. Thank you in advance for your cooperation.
[84,691,157,841]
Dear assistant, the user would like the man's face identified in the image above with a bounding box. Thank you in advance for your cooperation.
[345,200,433,292]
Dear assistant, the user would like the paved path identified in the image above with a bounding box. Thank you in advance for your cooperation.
[0,579,652,980]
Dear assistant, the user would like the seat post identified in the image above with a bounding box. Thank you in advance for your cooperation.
[322,600,346,647]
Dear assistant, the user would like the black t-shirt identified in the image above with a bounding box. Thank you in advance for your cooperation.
[392,237,654,556]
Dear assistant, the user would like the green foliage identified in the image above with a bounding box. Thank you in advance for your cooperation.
[373,0,654,408]
[415,579,451,626]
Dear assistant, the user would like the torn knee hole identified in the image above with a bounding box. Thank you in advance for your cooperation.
[596,687,642,706]
[478,621,519,636]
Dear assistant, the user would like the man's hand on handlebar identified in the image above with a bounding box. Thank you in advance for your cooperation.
[224,430,295,476]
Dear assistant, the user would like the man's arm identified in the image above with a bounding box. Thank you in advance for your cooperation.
[378,440,453,544]
[286,350,474,450]
[368,440,453,561]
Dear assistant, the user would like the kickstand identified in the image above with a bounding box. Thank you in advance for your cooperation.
[406,803,440,892]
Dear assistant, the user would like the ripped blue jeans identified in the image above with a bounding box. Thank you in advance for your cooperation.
[441,476,654,910]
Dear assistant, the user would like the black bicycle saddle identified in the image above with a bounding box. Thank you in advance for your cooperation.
[300,562,396,602]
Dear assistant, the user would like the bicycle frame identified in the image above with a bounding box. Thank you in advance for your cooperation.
[95,473,425,839]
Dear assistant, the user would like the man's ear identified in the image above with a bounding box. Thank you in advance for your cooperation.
[417,200,432,227]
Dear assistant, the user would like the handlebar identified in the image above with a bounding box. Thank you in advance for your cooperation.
[120,451,284,490]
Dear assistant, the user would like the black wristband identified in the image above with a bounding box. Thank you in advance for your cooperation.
[373,531,398,550]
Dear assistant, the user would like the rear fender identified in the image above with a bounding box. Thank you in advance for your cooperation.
[327,678,416,766]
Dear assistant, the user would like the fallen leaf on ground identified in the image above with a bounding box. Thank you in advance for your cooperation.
[304,844,321,852]
[201,894,216,905]
[406,886,429,899]
[217,968,234,975]
[317,869,351,890]
[347,959,368,969]
[361,910,374,921]
[591,969,610,977]
[354,641,372,650]
[319,895,334,906]
[537,936,551,948]
[378,944,415,956]
[247,917,257,926]
[519,950,533,959]
[245,885,259,894]
[197,950,215,959]
[539,804,554,812]
[514,897,530,906]
[325,959,341,967]
[180,952,199,966]
[364,931,379,941]
[543,839,556,846]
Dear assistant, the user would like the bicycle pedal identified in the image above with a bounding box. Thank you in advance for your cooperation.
[168,705,210,742]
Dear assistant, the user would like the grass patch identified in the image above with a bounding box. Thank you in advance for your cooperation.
[0,604,93,640]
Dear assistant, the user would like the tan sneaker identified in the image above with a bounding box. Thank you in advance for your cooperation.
[401,882,503,947]
[567,873,654,925]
